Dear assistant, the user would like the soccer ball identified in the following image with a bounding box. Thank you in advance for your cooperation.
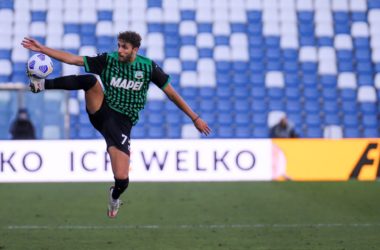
[27,53,53,79]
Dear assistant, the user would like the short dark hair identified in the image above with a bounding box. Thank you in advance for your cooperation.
[117,31,142,48]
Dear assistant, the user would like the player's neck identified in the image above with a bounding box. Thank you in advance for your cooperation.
[129,54,137,63]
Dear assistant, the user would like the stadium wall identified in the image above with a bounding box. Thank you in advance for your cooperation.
[0,139,379,182]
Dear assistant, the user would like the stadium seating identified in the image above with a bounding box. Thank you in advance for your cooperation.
[0,0,379,139]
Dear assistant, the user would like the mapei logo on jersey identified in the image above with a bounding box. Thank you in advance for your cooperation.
[135,71,144,79]
[110,77,143,90]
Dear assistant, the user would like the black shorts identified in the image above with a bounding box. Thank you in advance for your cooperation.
[87,100,132,155]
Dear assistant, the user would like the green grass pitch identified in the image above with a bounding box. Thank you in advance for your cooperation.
[0,182,379,250]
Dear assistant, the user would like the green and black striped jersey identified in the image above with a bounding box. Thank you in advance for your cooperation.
[83,52,170,125]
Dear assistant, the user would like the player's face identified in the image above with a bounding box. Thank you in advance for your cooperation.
[117,40,138,62]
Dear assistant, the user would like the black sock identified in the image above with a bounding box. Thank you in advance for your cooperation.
[45,75,97,91]
[112,178,129,200]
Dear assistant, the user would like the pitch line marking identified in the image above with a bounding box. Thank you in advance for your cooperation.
[3,223,380,230]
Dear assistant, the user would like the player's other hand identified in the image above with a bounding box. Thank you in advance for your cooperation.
[21,37,44,52]
[194,117,211,136]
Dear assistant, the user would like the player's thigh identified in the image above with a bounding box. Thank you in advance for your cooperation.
[108,146,130,179]
[85,81,104,114]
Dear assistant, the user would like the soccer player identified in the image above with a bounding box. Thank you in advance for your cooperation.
[21,31,211,218]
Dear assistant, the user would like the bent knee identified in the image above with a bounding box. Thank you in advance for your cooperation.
[82,74,98,91]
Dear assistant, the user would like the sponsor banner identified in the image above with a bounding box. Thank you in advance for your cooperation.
[0,139,272,182]
[273,139,380,181]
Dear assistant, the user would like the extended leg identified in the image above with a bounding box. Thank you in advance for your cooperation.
[30,74,104,114]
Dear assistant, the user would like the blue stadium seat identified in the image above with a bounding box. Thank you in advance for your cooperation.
[286,100,302,113]
[166,125,181,138]
[355,49,371,62]
[214,36,229,45]
[181,36,196,45]
[357,62,373,75]
[268,99,285,111]
[362,114,378,128]
[249,61,265,73]
[148,126,165,138]
[181,10,195,20]
[199,48,213,58]
[320,75,337,87]
[247,11,262,22]
[353,37,370,49]
[317,37,333,46]
[298,11,314,23]
[31,11,47,22]
[132,125,146,139]
[251,86,266,99]
[303,87,320,101]
[343,114,359,128]
[231,23,246,33]
[304,101,320,114]
[199,99,216,113]
[360,102,377,114]
[283,61,298,73]
[250,73,265,86]
[148,0,162,7]
[363,128,379,138]
[306,127,323,138]
[268,88,284,99]
[288,113,303,129]
[324,114,340,125]
[235,112,250,126]
[322,88,338,101]
[285,86,301,100]
[252,113,267,127]
[265,36,280,48]
[249,46,264,59]
[166,111,182,125]
[338,61,354,72]
[341,100,358,114]
[234,86,249,98]
[284,73,300,87]
[305,114,321,127]
[217,99,233,112]
[369,0,380,8]
[357,74,374,86]
[235,125,252,138]
[337,50,353,61]
[247,23,262,36]
[217,113,234,126]
[323,100,339,114]
[334,12,349,23]
[334,23,350,34]
[351,12,367,22]
[64,24,80,34]
[81,24,96,35]
[233,75,249,87]
[98,11,113,21]
[216,61,231,71]
[232,61,248,72]
[217,125,234,138]
[78,125,95,139]
[253,126,269,138]
[197,23,212,33]
[344,128,361,138]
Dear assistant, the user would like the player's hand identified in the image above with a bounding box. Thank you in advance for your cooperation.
[193,117,211,136]
[21,37,44,52]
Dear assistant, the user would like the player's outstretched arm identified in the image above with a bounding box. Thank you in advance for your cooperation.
[163,84,211,136]
[21,37,84,66]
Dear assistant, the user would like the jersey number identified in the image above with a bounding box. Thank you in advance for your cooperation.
[121,134,128,145]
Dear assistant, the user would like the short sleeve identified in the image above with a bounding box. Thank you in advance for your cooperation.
[83,53,107,75]
[151,61,171,89]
